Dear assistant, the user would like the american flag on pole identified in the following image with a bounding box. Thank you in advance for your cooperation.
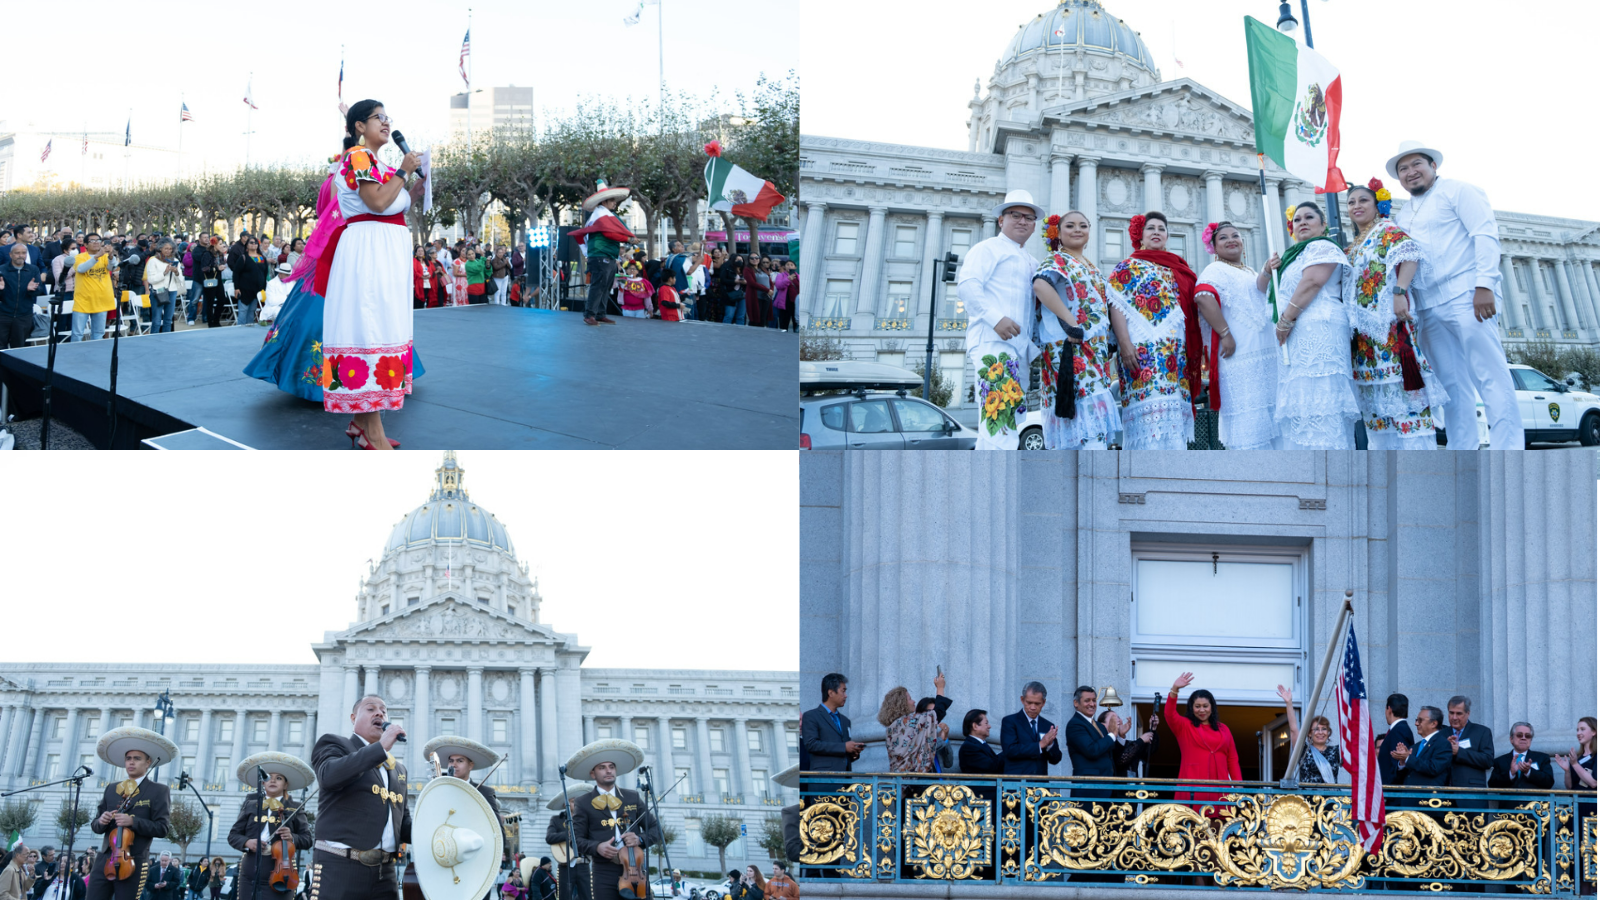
[458,29,471,87]
[82,132,88,155]
[338,57,344,100]
[180,102,194,122]
[244,76,258,110]
[40,139,52,162]
[1336,622,1385,855]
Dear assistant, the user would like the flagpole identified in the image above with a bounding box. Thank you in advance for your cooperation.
[246,73,253,169]
[658,0,665,111]
[178,95,185,184]
[1280,590,1353,788]
[467,8,474,153]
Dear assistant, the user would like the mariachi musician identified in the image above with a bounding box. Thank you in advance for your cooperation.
[544,782,592,900]
[566,741,660,900]
[309,695,412,900]
[87,728,175,900]
[423,734,511,898]
[227,752,315,896]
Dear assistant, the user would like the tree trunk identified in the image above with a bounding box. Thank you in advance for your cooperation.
[715,211,737,255]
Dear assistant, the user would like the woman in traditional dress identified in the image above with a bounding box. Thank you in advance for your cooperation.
[316,98,426,449]
[1106,212,1203,449]
[451,252,470,306]
[1031,211,1120,449]
[1193,222,1282,450]
[1343,178,1446,449]
[1272,202,1361,449]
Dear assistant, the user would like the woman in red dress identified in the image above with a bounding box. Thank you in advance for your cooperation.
[1164,671,1241,814]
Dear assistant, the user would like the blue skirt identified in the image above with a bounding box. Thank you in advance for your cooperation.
[243,277,425,402]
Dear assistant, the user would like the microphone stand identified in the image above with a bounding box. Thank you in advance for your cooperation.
[250,766,266,900]
[39,292,65,449]
[2,766,92,900]
[636,767,672,886]
[107,280,122,448]
[557,765,578,878]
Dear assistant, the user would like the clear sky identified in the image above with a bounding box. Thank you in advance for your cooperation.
[1,0,797,174]
[800,0,1598,220]
[0,451,798,671]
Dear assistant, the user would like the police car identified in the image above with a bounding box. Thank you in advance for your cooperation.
[1510,364,1600,446]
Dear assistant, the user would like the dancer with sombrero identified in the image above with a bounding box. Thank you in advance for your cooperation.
[565,740,660,900]
[568,185,636,327]
[542,785,592,900]
[227,752,314,896]
[422,734,512,886]
[87,727,175,900]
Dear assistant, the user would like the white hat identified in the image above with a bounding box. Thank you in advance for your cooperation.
[582,187,631,211]
[422,735,499,773]
[771,764,799,790]
[989,189,1045,221]
[97,727,179,769]
[1385,141,1445,180]
[275,261,293,274]
[237,752,315,792]
[565,739,645,779]
[546,783,593,811]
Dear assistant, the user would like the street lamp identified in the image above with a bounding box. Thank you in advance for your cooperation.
[1275,1,1298,34]
[150,691,174,784]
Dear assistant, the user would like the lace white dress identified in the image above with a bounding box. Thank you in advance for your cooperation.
[1198,261,1278,451]
[1273,240,1360,449]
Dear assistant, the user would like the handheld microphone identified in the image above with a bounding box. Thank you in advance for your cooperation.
[379,721,407,743]
[392,130,411,156]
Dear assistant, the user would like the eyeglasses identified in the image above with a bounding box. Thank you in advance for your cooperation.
[1512,732,1533,739]
[1003,213,1037,224]
[366,113,391,125]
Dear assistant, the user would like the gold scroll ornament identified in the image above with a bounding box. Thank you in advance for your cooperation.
[903,784,993,880]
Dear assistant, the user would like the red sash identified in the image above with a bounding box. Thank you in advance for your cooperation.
[1194,281,1223,411]
[313,212,407,296]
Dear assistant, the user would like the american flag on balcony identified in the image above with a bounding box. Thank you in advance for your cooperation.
[1336,623,1385,855]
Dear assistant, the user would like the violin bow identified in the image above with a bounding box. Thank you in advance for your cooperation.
[610,771,691,844]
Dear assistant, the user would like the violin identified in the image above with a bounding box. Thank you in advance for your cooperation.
[615,839,648,900]
[104,794,138,881]
[268,800,310,895]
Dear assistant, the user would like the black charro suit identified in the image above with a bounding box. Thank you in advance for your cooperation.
[1000,711,1061,775]
[308,734,411,900]
[1488,750,1556,790]
[227,793,313,890]
[86,775,170,900]
[957,737,1004,775]
[545,810,591,900]
[570,787,660,900]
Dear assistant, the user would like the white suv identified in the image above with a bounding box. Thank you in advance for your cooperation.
[1509,364,1600,446]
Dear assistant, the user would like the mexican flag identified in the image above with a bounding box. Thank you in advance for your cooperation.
[6,829,21,852]
[1244,17,1346,193]
[704,155,785,221]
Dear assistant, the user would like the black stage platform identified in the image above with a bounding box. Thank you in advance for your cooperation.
[0,306,798,449]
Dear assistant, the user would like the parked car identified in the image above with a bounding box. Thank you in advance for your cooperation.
[1510,363,1600,445]
[801,360,977,449]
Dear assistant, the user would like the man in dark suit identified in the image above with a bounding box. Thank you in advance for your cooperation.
[957,710,1004,775]
[1445,695,1495,788]
[1391,706,1452,787]
[1377,693,1415,786]
[1063,686,1117,778]
[1488,722,1555,790]
[148,852,181,900]
[800,673,863,772]
[310,694,412,900]
[0,242,43,350]
[1001,682,1061,775]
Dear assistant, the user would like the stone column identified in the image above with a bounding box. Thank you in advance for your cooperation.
[1204,170,1226,229]
[694,718,715,798]
[854,205,890,316]
[800,201,827,322]
[342,666,359,720]
[268,710,282,753]
[412,667,431,777]
[0,705,13,775]
[653,717,672,795]
[305,712,317,746]
[230,711,248,777]
[1581,261,1600,336]
[518,668,536,784]
[769,720,791,789]
[466,667,484,742]
[60,707,81,774]
[363,666,379,700]
[1499,257,1524,331]
[26,709,48,778]
[731,717,752,800]
[1140,163,1163,214]
[9,707,34,777]
[94,709,112,780]
[1048,153,1073,217]
[582,715,595,746]
[1525,259,1551,331]
[918,211,945,323]
[981,214,997,241]
[1552,260,1582,332]
[538,668,559,786]
[195,709,214,784]
[556,665,583,779]
[1564,260,1596,336]
[1075,157,1099,251]
[1263,178,1286,254]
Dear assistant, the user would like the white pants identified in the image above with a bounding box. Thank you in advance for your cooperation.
[1414,295,1524,450]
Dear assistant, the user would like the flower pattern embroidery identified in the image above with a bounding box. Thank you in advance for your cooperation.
[1109,259,1181,328]
[374,355,406,391]
[1119,337,1188,406]
[977,352,1025,436]
[338,356,370,390]
[341,148,392,191]
[1035,254,1116,406]
[1345,222,1437,435]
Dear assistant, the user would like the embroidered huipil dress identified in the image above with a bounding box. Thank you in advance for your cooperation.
[1197,261,1279,450]
[1344,221,1448,448]
[1273,241,1361,449]
[321,147,414,414]
[1106,258,1194,449]
[1033,252,1119,449]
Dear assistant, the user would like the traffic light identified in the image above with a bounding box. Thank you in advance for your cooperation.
[941,252,960,283]
[177,772,191,790]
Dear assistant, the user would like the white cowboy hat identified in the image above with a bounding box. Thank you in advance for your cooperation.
[1385,141,1445,180]
[547,784,594,811]
[422,735,499,773]
[582,187,631,211]
[237,752,316,792]
[275,261,293,274]
[771,764,799,790]
[565,739,645,779]
[97,727,179,769]
[989,189,1045,221]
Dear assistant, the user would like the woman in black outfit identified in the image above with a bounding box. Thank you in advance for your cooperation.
[718,255,744,325]
[231,236,270,324]
[199,239,229,327]
[1097,706,1161,778]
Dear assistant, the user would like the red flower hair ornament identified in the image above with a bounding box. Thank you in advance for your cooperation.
[1201,222,1220,256]
[1129,215,1147,251]
[1044,214,1062,251]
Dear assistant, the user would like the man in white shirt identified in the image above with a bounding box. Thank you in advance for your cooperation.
[1388,141,1524,449]
[959,190,1044,449]
[310,695,411,900]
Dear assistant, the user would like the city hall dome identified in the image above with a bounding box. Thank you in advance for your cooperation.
[1000,0,1157,75]
[383,451,515,556]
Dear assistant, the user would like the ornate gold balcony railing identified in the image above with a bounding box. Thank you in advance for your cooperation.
[797,772,1598,895]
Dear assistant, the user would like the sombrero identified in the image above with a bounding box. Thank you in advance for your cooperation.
[582,187,631,211]
[237,752,315,792]
[97,727,178,768]
[520,857,539,886]
[547,783,594,811]
[566,739,644,779]
[422,735,499,773]
[771,764,799,790]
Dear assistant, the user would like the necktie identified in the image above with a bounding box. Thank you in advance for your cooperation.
[830,711,844,738]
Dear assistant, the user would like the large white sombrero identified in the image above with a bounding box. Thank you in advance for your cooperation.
[237,752,315,792]
[566,739,644,779]
[582,187,631,211]
[771,764,799,790]
[97,727,178,768]
[1385,140,1445,180]
[546,783,594,811]
[422,735,499,773]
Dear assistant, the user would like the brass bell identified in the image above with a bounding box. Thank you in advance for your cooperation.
[1098,686,1124,708]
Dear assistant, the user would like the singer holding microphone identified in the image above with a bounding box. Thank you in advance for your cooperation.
[315,99,427,450]
[309,695,412,900]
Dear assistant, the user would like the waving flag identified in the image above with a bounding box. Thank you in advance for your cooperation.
[705,153,785,221]
[82,132,88,155]
[458,29,471,87]
[40,139,52,162]
[338,57,344,100]
[1244,17,1346,193]
[180,102,194,122]
[243,76,258,110]
[125,119,131,147]
[624,1,643,25]
[1336,622,1385,855]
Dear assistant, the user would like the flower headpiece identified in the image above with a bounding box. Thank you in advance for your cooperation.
[1044,214,1062,251]
[704,140,723,158]
[1285,205,1295,238]
[1129,215,1146,251]
[1366,176,1393,217]
[1201,222,1220,256]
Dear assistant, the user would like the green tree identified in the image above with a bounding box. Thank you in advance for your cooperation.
[166,800,206,864]
[909,355,955,407]
[0,800,39,843]
[757,815,785,859]
[54,802,91,848]
[699,816,742,875]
